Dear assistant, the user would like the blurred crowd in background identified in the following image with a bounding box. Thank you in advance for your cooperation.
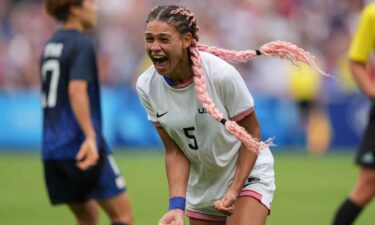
[0,0,369,96]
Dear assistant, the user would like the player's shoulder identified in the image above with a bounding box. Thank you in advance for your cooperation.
[199,51,240,81]
[45,29,95,55]
[365,2,375,11]
[72,31,93,48]
[362,3,375,19]
[200,51,233,69]
[47,29,93,51]
[136,65,157,91]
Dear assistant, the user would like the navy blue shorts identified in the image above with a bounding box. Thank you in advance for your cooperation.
[44,153,126,205]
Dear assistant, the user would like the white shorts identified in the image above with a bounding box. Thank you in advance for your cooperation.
[186,148,275,222]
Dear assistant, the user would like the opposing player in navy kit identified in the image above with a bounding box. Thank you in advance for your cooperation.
[137,5,324,225]
[40,1,132,224]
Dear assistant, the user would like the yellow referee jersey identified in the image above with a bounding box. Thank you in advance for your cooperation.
[349,3,375,62]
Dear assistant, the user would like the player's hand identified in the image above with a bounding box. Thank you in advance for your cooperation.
[76,137,99,170]
[214,190,238,215]
[158,209,184,225]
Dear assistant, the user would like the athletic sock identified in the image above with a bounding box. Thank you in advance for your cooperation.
[332,198,363,225]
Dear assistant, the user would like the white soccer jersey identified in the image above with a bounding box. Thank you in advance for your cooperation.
[137,52,275,216]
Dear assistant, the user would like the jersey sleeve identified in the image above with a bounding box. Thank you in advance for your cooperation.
[136,80,158,123]
[219,66,254,120]
[69,38,95,82]
[348,4,375,62]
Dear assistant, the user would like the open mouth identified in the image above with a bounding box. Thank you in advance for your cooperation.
[152,55,169,71]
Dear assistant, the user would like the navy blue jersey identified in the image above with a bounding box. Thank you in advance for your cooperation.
[40,29,110,160]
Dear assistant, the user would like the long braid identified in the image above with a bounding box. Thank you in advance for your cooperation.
[190,41,270,153]
[147,5,329,154]
[198,41,332,78]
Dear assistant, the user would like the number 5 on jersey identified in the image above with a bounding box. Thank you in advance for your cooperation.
[183,127,198,150]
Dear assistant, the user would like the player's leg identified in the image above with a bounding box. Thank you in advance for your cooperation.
[332,107,375,225]
[226,196,268,225]
[227,148,274,225]
[351,111,375,205]
[98,192,133,225]
[332,103,375,225]
[186,209,226,225]
[68,200,99,225]
[43,159,103,225]
[94,154,133,225]
[350,167,375,205]
[332,168,375,225]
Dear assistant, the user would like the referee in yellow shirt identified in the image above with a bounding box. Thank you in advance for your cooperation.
[332,3,375,225]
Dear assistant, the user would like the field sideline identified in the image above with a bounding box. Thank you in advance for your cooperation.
[0,150,374,225]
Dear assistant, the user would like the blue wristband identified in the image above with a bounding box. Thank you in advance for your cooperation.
[168,196,186,211]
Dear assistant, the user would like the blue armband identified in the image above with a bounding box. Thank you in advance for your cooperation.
[168,196,186,211]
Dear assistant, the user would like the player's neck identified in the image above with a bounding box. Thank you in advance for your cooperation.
[168,54,193,83]
[63,18,85,33]
[168,66,193,83]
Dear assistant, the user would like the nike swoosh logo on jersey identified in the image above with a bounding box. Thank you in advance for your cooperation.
[156,111,168,118]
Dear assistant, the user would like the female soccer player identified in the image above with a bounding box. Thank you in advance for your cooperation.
[332,3,375,225]
[41,1,132,224]
[137,5,325,225]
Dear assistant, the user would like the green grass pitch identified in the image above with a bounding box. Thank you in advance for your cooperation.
[0,150,374,225]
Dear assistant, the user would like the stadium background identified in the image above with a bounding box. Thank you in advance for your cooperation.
[1,0,375,224]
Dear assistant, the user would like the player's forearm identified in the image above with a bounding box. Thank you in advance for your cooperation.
[230,111,261,194]
[350,60,375,98]
[156,126,190,198]
[69,81,96,139]
[230,146,258,194]
[165,147,190,197]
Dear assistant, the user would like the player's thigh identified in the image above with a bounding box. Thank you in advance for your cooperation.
[44,158,104,204]
[226,196,268,225]
[358,167,375,185]
[68,199,99,223]
[98,192,133,221]
[189,218,226,225]
[351,167,375,202]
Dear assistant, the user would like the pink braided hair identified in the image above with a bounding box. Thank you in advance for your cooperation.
[171,7,197,27]
[189,41,271,154]
[166,6,330,154]
[197,42,333,79]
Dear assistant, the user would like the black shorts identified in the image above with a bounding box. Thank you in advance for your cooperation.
[44,153,125,205]
[355,103,375,169]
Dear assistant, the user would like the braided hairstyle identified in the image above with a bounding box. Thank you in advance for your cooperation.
[146,5,328,154]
